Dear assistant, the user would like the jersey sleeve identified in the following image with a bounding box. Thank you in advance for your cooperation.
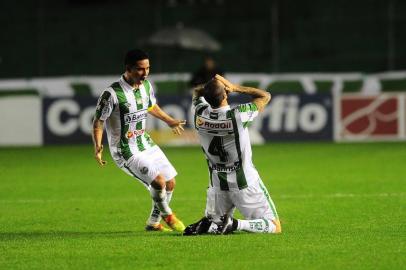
[94,89,115,121]
[191,96,209,113]
[146,80,157,111]
[235,102,259,128]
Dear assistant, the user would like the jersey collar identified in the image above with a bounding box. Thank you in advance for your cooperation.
[120,75,143,92]
[210,105,230,112]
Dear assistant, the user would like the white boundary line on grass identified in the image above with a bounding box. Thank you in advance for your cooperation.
[0,193,404,204]
[277,192,406,199]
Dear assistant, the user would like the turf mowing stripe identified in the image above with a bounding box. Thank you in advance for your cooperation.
[2,193,404,204]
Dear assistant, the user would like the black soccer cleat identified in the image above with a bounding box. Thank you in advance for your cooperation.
[217,215,238,235]
[183,217,212,236]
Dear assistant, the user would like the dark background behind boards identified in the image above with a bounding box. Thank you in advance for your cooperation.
[1,0,405,78]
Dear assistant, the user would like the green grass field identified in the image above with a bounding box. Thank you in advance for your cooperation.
[0,143,405,269]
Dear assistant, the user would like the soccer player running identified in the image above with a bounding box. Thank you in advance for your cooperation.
[184,74,281,235]
[92,49,186,232]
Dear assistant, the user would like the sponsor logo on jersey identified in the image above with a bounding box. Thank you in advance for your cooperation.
[196,117,204,126]
[126,131,134,139]
[124,110,147,124]
[126,129,145,139]
[196,117,233,131]
[140,167,149,174]
[210,162,241,172]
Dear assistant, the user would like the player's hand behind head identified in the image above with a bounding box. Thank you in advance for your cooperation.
[214,74,234,94]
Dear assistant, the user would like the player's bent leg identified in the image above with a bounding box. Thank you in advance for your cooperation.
[147,178,175,225]
[235,218,281,234]
[146,178,176,229]
[165,178,175,208]
[146,146,179,230]
[150,175,185,232]
[183,216,212,236]
[272,219,282,233]
[150,175,170,213]
[183,214,238,236]
[146,200,162,227]
[166,178,175,191]
[232,181,282,234]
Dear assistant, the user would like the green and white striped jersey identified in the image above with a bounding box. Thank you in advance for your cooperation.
[94,76,157,165]
[192,96,260,191]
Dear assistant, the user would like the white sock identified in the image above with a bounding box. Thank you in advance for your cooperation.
[147,201,161,225]
[237,218,276,233]
[149,187,172,216]
[166,191,173,205]
[146,191,174,225]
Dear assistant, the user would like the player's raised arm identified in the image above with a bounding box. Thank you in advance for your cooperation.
[192,84,205,101]
[148,104,186,135]
[92,119,107,166]
[215,74,271,112]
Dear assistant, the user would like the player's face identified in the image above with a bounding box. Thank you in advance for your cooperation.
[128,59,150,84]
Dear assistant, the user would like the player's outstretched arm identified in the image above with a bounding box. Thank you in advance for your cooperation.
[215,74,271,112]
[148,104,186,135]
[92,119,107,166]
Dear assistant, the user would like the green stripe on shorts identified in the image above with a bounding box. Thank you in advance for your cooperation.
[218,172,229,191]
[259,181,279,219]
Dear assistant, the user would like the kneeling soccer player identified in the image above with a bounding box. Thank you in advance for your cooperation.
[184,75,281,235]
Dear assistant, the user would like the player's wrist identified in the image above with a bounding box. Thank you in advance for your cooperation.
[166,118,177,127]
[233,85,243,93]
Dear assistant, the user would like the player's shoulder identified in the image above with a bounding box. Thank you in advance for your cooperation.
[143,79,153,87]
[193,97,210,112]
[97,84,119,104]
[141,79,154,94]
[109,80,121,90]
[233,102,258,113]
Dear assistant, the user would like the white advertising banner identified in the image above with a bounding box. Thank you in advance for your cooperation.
[0,96,42,146]
[1,71,406,96]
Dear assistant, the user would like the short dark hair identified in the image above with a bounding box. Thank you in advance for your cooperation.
[203,79,226,108]
[125,49,149,70]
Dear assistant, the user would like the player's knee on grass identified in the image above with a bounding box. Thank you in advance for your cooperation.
[237,218,280,234]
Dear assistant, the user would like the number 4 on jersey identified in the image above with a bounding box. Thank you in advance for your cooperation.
[208,136,228,162]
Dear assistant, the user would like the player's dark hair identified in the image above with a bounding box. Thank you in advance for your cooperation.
[125,49,149,70]
[204,79,226,108]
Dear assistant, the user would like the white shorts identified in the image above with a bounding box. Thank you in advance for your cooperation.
[121,146,177,187]
[205,179,278,221]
